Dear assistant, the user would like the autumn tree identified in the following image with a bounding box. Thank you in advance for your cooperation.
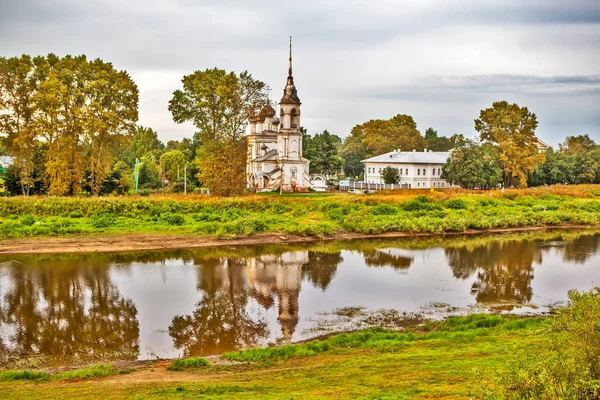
[340,114,424,178]
[119,126,164,166]
[475,101,545,188]
[441,138,502,189]
[169,68,267,196]
[381,166,400,184]
[159,150,187,183]
[0,55,41,195]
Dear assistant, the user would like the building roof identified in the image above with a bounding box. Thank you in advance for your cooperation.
[363,150,451,164]
[253,149,278,162]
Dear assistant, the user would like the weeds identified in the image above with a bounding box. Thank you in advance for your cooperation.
[167,357,209,371]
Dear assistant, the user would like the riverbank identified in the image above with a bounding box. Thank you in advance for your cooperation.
[0,314,550,399]
[0,185,599,253]
[0,224,597,254]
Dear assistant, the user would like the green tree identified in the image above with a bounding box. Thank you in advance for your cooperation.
[340,114,424,178]
[475,101,545,188]
[119,126,164,166]
[169,68,267,196]
[159,150,187,183]
[381,166,400,184]
[303,130,343,176]
[442,138,502,189]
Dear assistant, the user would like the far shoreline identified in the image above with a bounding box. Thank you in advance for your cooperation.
[1,224,597,255]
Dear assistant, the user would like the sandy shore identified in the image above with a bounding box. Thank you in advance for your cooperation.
[0,224,596,255]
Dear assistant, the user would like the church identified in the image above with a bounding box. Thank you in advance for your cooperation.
[246,39,311,192]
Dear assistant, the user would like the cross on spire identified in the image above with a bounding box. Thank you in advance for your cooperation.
[288,36,293,77]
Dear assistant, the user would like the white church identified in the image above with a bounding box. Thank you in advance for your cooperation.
[246,39,311,192]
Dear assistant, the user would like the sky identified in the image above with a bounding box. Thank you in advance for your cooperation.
[1,0,599,147]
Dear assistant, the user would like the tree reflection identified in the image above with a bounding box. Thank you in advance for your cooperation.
[362,249,413,270]
[301,251,342,290]
[562,233,599,264]
[446,240,541,311]
[0,260,139,366]
[169,257,269,356]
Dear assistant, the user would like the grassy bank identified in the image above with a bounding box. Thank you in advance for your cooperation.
[0,185,599,239]
[0,314,549,399]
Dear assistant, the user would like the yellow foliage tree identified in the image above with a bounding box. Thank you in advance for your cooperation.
[475,101,546,188]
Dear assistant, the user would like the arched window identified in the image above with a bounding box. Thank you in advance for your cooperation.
[290,108,299,129]
[438,168,441,175]
[417,169,420,176]
[405,169,408,175]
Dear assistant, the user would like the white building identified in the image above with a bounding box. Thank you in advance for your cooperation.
[246,39,311,192]
[363,149,453,189]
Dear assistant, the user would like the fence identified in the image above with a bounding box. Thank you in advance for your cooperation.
[339,182,411,191]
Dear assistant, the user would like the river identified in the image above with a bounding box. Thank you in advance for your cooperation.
[0,229,598,367]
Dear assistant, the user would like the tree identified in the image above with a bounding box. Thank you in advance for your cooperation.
[475,101,545,187]
[159,150,187,183]
[442,138,502,189]
[340,114,425,178]
[560,134,596,154]
[381,166,400,184]
[424,127,455,151]
[303,130,343,176]
[0,55,40,195]
[169,68,267,196]
[118,126,164,166]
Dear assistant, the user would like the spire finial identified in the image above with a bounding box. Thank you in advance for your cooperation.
[288,36,293,77]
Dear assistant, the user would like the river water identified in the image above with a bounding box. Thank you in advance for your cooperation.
[0,230,598,367]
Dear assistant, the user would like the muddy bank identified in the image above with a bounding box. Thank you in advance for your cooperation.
[0,224,596,254]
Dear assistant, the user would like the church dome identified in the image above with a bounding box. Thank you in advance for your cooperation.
[259,103,276,119]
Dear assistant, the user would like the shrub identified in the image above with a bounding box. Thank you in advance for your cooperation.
[167,357,209,371]
[91,213,114,228]
[372,204,398,215]
[444,198,468,210]
[492,287,600,399]
[20,214,36,226]
[162,213,186,226]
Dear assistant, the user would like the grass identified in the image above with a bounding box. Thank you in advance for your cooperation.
[0,314,551,399]
[0,184,599,239]
[0,363,129,383]
[167,357,209,371]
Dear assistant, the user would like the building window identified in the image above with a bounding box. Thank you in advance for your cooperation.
[417,169,420,176]
[423,168,426,175]
[405,169,408,175]
[438,168,441,175]
[378,168,381,173]
[417,182,420,187]
[432,168,435,175]
[368,167,371,173]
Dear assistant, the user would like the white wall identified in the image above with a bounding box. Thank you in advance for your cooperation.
[364,163,450,189]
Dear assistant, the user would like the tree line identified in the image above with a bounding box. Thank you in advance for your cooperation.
[1,54,597,196]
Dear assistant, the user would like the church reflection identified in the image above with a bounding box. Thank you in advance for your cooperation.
[0,259,139,367]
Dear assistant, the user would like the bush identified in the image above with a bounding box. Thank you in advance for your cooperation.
[444,198,468,210]
[91,213,114,228]
[162,213,186,226]
[20,214,36,226]
[167,357,209,371]
[491,287,600,399]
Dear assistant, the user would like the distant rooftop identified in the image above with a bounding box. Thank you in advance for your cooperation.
[363,149,451,164]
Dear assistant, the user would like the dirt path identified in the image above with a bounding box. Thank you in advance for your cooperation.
[0,225,596,255]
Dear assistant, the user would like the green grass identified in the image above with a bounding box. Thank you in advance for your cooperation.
[0,363,127,383]
[167,357,209,371]
[0,314,551,399]
[0,185,599,239]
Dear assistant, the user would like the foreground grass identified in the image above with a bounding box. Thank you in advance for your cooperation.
[1,184,599,239]
[0,363,131,383]
[0,314,549,399]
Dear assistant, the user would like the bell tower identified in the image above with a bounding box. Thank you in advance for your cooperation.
[278,37,303,163]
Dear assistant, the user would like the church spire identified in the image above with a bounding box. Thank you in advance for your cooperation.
[288,36,293,77]
[280,36,301,105]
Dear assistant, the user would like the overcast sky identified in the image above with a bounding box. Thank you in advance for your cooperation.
[1,0,599,146]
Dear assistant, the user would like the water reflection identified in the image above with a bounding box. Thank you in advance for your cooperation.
[168,258,269,357]
[0,260,138,366]
[0,230,598,366]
